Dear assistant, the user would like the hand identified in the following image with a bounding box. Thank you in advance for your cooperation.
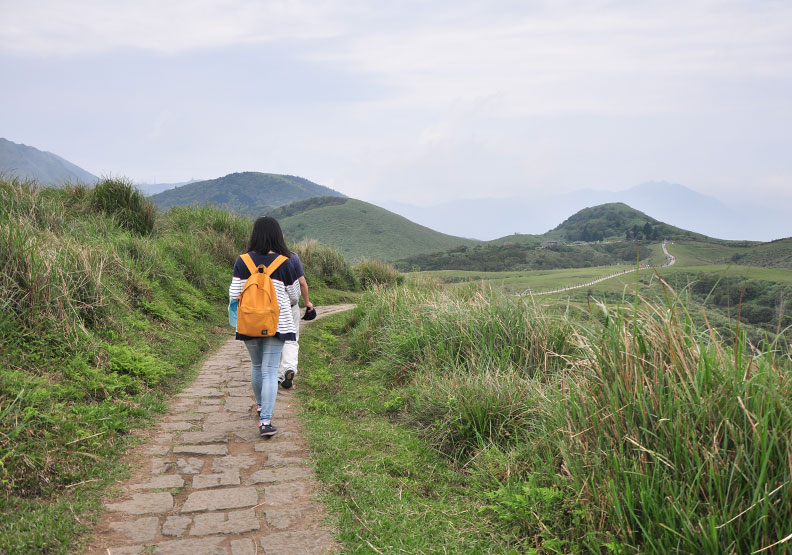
[305,301,314,311]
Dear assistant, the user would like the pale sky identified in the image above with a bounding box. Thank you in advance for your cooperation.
[1,0,791,206]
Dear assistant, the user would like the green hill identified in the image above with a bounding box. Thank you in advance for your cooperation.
[400,202,708,271]
[727,237,792,269]
[0,137,98,185]
[544,202,706,242]
[149,172,345,216]
[276,197,479,260]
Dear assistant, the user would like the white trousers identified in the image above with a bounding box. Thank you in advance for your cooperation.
[278,304,300,380]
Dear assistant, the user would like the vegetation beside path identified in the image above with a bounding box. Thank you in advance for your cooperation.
[0,177,397,552]
[299,280,792,553]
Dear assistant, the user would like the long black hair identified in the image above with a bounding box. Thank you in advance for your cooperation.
[247,216,291,256]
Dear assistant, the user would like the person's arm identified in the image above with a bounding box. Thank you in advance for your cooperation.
[298,276,313,310]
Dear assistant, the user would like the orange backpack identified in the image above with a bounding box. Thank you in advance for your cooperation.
[236,253,288,337]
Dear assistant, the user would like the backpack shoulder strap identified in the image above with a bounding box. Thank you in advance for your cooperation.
[264,255,288,276]
[240,253,258,276]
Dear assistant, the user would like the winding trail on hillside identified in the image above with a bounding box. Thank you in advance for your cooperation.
[522,241,676,297]
[88,304,355,555]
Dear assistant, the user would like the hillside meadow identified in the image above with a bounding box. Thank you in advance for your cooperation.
[298,278,792,553]
[0,177,396,552]
[2,176,790,552]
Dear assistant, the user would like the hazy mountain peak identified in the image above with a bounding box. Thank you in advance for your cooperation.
[0,137,98,185]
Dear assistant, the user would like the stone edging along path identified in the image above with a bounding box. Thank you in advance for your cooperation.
[87,304,356,555]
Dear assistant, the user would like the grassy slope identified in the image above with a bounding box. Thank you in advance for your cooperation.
[300,283,792,553]
[297,312,509,552]
[279,198,479,261]
[150,172,344,216]
[0,179,369,552]
[0,180,252,552]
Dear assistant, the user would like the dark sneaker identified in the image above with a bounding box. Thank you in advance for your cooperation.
[259,423,277,437]
[281,370,295,389]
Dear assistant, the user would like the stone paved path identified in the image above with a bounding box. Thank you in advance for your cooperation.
[87,304,356,555]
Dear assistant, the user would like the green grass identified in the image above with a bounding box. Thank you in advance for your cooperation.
[299,280,792,552]
[280,198,479,261]
[297,313,514,553]
[0,178,366,552]
[149,171,344,216]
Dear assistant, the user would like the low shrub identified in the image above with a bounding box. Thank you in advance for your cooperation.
[354,259,403,289]
[91,177,155,235]
[293,239,358,290]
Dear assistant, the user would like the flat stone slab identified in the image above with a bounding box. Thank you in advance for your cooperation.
[162,515,192,537]
[248,467,312,484]
[254,441,302,453]
[211,454,257,473]
[258,530,336,554]
[178,388,223,398]
[153,537,227,554]
[181,486,259,513]
[225,397,253,412]
[263,482,310,507]
[192,471,240,489]
[204,420,253,433]
[151,458,175,475]
[160,421,194,432]
[108,516,159,542]
[176,457,204,474]
[106,492,174,515]
[145,445,171,456]
[108,547,144,555]
[231,539,256,555]
[167,413,203,422]
[190,508,260,536]
[265,508,301,530]
[226,387,252,397]
[234,428,263,442]
[262,453,306,467]
[180,431,229,444]
[174,444,228,456]
[205,412,242,423]
[133,475,185,490]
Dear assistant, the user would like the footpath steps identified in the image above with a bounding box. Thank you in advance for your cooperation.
[87,305,355,555]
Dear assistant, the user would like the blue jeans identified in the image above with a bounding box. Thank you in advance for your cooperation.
[244,337,284,423]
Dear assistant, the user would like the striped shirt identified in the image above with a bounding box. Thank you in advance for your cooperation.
[229,252,301,341]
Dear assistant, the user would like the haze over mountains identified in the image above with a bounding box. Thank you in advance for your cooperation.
[0,138,98,185]
[149,172,345,217]
[1,137,786,242]
[380,181,788,242]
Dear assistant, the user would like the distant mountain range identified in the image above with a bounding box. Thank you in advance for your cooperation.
[138,180,200,196]
[0,138,98,185]
[3,137,785,244]
[379,181,789,242]
[149,172,345,217]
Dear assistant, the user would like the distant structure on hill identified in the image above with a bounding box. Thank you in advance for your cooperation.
[0,137,98,185]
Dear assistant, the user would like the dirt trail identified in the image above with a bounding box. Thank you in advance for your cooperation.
[87,304,355,555]
[522,241,675,297]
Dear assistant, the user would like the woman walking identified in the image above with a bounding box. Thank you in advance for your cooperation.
[229,216,300,437]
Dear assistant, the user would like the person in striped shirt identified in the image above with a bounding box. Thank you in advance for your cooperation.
[229,216,301,437]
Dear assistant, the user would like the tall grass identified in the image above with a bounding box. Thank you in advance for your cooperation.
[562,299,792,553]
[293,239,358,290]
[347,278,792,552]
[354,258,404,289]
[0,177,252,551]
